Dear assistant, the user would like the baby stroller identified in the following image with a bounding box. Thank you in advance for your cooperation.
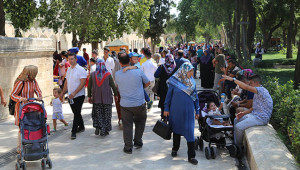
[194,90,234,160]
[16,98,52,170]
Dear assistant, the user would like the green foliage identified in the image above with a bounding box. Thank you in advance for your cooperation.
[4,0,39,37]
[124,0,154,37]
[264,77,300,162]
[39,0,152,46]
[144,0,173,45]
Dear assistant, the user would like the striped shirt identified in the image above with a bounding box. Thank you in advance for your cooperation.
[11,80,42,125]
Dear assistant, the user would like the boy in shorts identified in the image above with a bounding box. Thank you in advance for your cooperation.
[51,88,68,131]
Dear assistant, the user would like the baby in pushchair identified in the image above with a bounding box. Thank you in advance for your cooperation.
[195,90,234,160]
[205,101,231,126]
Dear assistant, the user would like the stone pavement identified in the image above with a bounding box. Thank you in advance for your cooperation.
[0,78,238,170]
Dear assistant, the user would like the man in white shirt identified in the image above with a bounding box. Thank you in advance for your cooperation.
[102,47,115,74]
[61,53,87,140]
[141,48,157,102]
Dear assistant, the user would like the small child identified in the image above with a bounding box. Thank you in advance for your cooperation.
[207,101,230,126]
[123,52,153,109]
[51,88,68,131]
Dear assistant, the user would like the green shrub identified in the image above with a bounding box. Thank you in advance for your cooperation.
[264,77,300,163]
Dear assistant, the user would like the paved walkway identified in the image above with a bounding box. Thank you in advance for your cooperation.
[0,78,238,170]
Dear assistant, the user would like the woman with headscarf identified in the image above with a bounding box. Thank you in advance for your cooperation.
[88,59,118,136]
[164,62,200,165]
[11,65,43,153]
[154,54,176,119]
[200,50,214,88]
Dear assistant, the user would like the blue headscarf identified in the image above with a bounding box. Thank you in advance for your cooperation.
[167,62,197,101]
[200,49,211,64]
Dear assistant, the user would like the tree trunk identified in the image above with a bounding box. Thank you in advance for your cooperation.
[246,0,256,57]
[72,32,78,47]
[91,41,98,51]
[235,0,243,61]
[294,39,300,89]
[286,1,295,59]
[0,0,5,36]
[283,29,287,48]
[151,38,155,54]
[292,20,297,45]
[262,17,284,51]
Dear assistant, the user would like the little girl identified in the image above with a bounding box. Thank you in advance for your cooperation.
[51,88,68,131]
[207,101,230,126]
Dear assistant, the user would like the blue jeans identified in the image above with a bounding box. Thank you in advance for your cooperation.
[144,90,150,102]
[234,114,266,145]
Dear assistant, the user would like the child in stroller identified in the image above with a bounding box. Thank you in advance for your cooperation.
[195,90,234,160]
[16,98,52,170]
[206,101,231,126]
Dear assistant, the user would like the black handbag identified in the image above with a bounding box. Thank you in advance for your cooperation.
[152,120,172,140]
[8,81,24,115]
[152,79,159,94]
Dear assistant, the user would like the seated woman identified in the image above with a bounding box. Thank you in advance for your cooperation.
[222,74,273,158]
[206,102,230,126]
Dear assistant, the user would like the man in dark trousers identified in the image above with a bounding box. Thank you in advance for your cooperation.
[115,51,150,154]
[61,53,87,139]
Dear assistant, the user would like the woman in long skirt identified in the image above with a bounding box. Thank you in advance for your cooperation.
[154,54,176,120]
[88,59,118,136]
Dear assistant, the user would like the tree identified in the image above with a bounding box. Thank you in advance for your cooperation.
[0,0,5,36]
[294,39,300,89]
[177,0,198,42]
[286,0,296,59]
[4,0,39,37]
[144,0,173,53]
[39,0,152,50]
[246,0,256,57]
[254,0,287,50]
[123,0,154,47]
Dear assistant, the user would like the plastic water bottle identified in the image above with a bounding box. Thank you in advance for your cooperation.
[203,103,208,112]
[221,93,226,103]
[69,99,74,104]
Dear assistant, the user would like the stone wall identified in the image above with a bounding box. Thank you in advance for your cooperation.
[0,36,54,121]
[244,124,299,170]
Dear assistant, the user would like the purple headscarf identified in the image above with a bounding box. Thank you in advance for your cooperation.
[200,50,211,64]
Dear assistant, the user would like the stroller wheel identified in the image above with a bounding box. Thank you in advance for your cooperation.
[210,146,217,159]
[194,138,199,150]
[22,161,26,170]
[205,147,211,160]
[41,159,46,170]
[199,137,204,151]
[47,158,53,169]
[15,162,20,170]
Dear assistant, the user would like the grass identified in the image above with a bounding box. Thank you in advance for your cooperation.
[257,68,295,84]
[250,52,297,84]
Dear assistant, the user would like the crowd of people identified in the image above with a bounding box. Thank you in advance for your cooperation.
[0,41,273,165]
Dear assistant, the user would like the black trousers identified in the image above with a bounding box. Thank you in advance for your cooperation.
[172,133,196,159]
[121,104,147,150]
[69,95,85,133]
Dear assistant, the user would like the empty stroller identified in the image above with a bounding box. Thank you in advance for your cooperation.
[16,98,52,170]
[194,90,233,160]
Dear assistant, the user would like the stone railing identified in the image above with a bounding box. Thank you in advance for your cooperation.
[0,36,55,121]
[244,124,299,170]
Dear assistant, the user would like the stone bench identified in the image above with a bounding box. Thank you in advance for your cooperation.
[244,124,299,170]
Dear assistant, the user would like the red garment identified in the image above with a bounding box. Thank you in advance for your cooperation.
[53,64,59,76]
[83,52,89,64]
